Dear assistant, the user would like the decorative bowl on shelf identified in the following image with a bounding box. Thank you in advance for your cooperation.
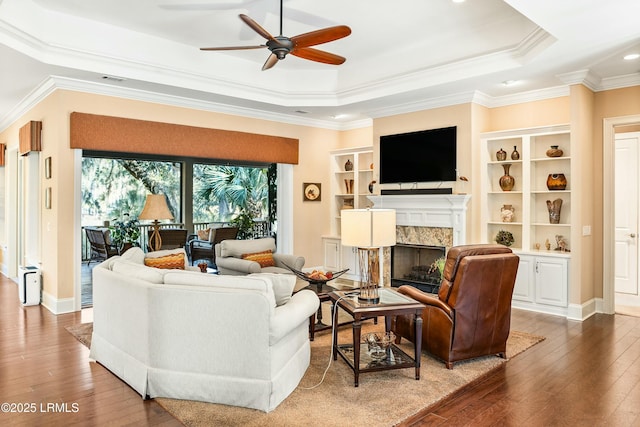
[283,263,349,285]
[362,332,396,361]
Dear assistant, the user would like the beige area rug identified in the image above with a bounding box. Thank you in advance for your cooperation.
[67,315,543,427]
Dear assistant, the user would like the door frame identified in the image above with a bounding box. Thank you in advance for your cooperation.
[603,115,640,314]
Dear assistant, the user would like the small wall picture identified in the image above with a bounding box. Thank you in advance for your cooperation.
[45,187,51,209]
[303,183,321,202]
[45,156,51,179]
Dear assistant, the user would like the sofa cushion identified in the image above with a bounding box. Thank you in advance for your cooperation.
[248,273,296,306]
[163,271,277,307]
[120,246,146,264]
[112,259,166,284]
[220,237,276,259]
[144,252,185,270]
[145,248,190,269]
[242,250,276,268]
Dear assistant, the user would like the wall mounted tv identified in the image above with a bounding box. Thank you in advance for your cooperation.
[379,126,457,184]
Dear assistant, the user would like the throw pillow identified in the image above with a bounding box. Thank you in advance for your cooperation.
[144,252,185,270]
[146,248,190,269]
[197,228,211,241]
[249,273,296,306]
[242,250,276,268]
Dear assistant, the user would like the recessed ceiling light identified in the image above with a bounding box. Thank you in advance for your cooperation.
[452,0,466,3]
[294,110,309,114]
[331,114,348,120]
[624,53,640,60]
[502,80,518,86]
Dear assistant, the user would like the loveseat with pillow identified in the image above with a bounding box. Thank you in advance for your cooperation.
[89,247,319,412]
[214,237,304,275]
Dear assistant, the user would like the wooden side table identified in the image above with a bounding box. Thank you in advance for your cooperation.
[330,288,425,387]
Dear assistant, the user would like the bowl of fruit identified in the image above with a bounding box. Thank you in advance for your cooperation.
[283,264,349,285]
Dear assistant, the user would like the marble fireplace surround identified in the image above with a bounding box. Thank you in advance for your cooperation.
[368,194,471,285]
[368,194,471,248]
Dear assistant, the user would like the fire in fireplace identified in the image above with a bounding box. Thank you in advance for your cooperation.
[390,244,446,294]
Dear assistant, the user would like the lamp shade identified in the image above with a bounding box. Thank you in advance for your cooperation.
[341,209,396,248]
[138,194,174,221]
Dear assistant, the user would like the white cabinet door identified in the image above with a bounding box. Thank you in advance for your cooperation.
[513,255,535,302]
[535,257,568,307]
[341,245,360,280]
[323,238,341,271]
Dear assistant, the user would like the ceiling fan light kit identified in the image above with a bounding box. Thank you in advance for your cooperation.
[200,0,351,70]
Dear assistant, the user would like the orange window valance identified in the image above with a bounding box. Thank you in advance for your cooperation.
[70,112,299,164]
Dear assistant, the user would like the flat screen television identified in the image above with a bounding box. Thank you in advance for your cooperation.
[379,126,457,184]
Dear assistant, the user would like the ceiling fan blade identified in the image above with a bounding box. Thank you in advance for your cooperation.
[200,45,265,51]
[291,47,346,65]
[239,14,275,41]
[291,26,351,48]
[262,53,279,71]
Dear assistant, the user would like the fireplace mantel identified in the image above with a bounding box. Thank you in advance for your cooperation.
[368,194,471,246]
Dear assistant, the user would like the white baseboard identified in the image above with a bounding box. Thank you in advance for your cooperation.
[42,290,76,314]
[567,299,598,321]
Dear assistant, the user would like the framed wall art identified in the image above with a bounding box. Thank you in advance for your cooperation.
[303,183,321,202]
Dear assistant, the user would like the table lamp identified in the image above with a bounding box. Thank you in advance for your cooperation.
[138,194,174,251]
[341,208,396,303]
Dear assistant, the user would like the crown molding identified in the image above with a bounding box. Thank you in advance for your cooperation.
[482,85,570,108]
[0,76,369,132]
[556,69,601,91]
[597,73,640,92]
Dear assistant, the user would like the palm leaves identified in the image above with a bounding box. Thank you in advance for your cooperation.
[193,164,268,222]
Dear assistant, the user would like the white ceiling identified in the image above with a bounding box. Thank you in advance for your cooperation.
[0,0,639,130]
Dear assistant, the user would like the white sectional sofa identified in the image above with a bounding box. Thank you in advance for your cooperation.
[89,248,320,412]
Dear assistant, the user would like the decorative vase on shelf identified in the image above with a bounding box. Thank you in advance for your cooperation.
[547,198,563,224]
[511,146,520,160]
[500,204,515,222]
[546,145,564,157]
[344,159,353,171]
[496,148,507,161]
[546,173,567,190]
[499,163,515,191]
[344,179,354,194]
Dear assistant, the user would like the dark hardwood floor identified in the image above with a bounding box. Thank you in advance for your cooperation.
[0,275,181,426]
[401,307,640,426]
[3,273,640,426]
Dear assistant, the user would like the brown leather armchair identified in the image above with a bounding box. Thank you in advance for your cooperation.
[391,244,520,369]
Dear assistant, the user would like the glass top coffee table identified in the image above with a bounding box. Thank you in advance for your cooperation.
[330,288,425,387]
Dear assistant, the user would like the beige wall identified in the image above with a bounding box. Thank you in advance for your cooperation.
[592,86,640,299]
[570,84,595,305]
[489,97,571,131]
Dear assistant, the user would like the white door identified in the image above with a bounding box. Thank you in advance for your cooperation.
[615,132,640,307]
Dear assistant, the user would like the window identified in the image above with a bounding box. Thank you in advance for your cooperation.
[81,156,182,225]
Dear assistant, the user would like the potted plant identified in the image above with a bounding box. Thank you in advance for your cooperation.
[230,210,256,240]
[109,214,141,252]
[428,256,446,282]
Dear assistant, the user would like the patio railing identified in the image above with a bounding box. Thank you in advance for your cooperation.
[81,220,272,262]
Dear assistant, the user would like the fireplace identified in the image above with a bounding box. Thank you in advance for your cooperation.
[368,193,471,288]
[391,244,446,294]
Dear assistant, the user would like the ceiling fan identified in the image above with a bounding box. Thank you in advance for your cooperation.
[200,0,351,71]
